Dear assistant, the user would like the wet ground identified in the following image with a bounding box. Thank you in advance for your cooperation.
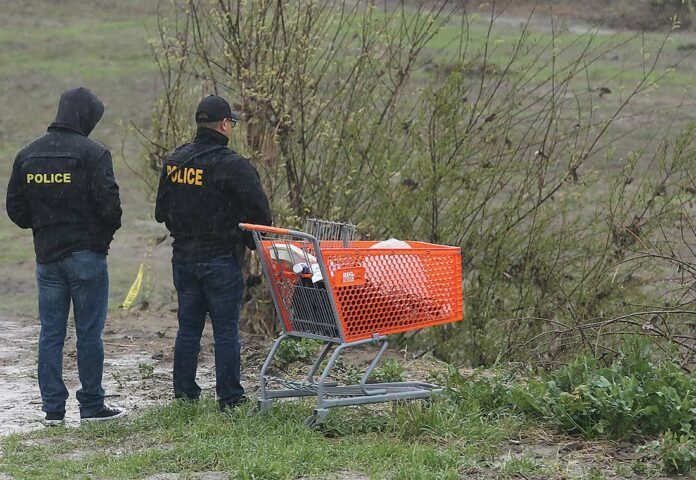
[0,312,412,435]
[0,312,234,434]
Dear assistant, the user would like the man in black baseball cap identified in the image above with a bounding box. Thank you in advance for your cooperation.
[194,95,241,124]
[155,94,271,412]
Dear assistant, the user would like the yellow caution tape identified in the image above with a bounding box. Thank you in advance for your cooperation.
[122,263,144,310]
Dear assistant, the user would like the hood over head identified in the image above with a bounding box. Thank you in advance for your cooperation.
[50,87,104,136]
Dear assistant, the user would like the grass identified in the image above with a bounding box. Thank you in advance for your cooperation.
[0,1,164,316]
[0,384,676,479]
[0,398,517,479]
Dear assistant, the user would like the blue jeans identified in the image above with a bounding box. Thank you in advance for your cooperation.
[36,250,109,416]
[172,255,245,405]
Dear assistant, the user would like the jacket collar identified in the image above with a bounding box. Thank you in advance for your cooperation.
[194,127,229,147]
[47,123,86,136]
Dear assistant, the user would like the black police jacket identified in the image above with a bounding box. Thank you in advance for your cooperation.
[155,128,272,264]
[5,87,122,264]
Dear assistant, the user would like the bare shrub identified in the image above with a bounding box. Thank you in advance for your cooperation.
[142,0,696,366]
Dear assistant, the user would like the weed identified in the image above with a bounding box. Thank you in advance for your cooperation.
[612,462,629,477]
[445,366,517,414]
[444,346,696,473]
[660,430,696,474]
[111,371,126,389]
[337,360,364,385]
[500,453,542,475]
[273,338,321,367]
[641,429,696,474]
[630,459,648,475]
[583,467,606,480]
[371,358,405,382]
[138,363,155,379]
[508,352,696,440]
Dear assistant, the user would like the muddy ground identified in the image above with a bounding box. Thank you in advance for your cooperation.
[0,311,421,435]
[0,312,195,433]
[0,310,289,434]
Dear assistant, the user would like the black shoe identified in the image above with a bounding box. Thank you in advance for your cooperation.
[80,405,126,423]
[219,396,249,412]
[43,411,65,427]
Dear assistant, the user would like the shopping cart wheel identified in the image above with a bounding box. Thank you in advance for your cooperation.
[305,408,329,428]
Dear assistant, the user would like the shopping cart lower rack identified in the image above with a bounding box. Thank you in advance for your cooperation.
[240,219,463,427]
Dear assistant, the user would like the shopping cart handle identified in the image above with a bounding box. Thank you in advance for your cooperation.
[239,223,291,236]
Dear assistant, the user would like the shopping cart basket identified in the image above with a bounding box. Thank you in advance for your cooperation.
[240,219,463,426]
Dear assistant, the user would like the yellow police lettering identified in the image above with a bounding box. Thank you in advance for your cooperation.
[26,173,72,184]
[167,165,204,186]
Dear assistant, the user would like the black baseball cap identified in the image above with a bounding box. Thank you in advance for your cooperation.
[195,95,241,123]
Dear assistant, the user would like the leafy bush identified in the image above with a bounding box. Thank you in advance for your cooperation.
[640,429,696,475]
[447,348,696,441]
[510,353,696,440]
[658,430,696,474]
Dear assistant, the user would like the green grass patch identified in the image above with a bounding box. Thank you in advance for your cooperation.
[0,17,157,79]
[0,397,520,479]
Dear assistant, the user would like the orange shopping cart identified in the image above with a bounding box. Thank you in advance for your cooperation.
[240,219,463,426]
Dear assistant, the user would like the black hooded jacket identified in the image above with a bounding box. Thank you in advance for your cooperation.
[155,128,272,264]
[5,87,122,264]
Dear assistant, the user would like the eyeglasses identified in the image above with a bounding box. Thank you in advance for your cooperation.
[225,118,237,128]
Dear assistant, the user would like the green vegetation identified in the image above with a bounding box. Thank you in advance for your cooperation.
[1,1,696,478]
[0,398,512,479]
[510,355,696,440]
[441,344,696,475]
[3,343,694,478]
[371,358,405,383]
[273,338,322,367]
[448,345,696,441]
[656,430,696,474]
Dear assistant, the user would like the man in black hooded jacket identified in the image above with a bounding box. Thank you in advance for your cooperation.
[6,87,125,425]
[155,95,271,411]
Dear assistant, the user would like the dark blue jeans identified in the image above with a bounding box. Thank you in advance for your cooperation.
[36,250,109,416]
[172,255,245,405]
